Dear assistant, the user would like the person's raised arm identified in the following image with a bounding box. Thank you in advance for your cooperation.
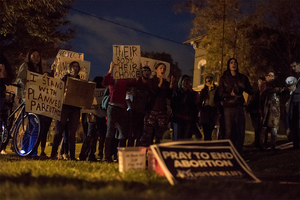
[103,62,115,86]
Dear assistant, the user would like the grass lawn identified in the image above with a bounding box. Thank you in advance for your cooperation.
[0,133,299,200]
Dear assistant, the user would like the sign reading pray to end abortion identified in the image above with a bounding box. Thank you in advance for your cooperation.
[150,140,260,185]
[112,45,141,79]
[25,71,64,121]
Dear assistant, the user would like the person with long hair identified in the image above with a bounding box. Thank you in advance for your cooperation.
[51,61,81,160]
[140,63,175,146]
[218,58,253,153]
[16,49,52,157]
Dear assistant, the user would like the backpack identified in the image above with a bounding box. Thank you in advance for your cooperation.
[101,87,110,110]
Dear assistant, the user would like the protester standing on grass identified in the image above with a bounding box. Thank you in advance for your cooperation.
[286,62,300,149]
[218,58,253,153]
[0,53,15,154]
[259,70,286,152]
[127,66,151,146]
[171,75,199,140]
[140,63,175,146]
[79,76,107,161]
[16,49,52,157]
[51,61,81,160]
[102,62,142,162]
[0,53,14,112]
[198,74,218,140]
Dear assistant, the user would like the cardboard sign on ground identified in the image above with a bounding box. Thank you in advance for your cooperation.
[118,147,147,172]
[150,140,260,185]
[63,77,96,108]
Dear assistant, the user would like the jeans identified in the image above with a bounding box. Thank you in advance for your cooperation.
[80,116,106,160]
[223,106,246,153]
[106,104,127,139]
[128,110,145,146]
[172,121,191,141]
[51,106,80,158]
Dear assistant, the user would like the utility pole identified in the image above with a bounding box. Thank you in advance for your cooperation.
[220,0,226,76]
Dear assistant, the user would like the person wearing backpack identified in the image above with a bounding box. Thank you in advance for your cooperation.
[127,66,151,146]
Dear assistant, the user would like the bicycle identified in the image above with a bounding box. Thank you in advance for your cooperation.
[0,84,41,156]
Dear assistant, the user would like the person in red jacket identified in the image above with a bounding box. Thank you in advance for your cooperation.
[102,62,141,162]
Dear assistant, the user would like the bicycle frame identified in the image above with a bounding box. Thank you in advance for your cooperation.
[7,101,26,139]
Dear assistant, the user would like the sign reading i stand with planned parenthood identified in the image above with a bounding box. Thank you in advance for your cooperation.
[113,45,141,79]
[25,71,64,121]
[150,140,260,185]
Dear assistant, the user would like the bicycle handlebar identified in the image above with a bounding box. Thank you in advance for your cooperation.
[8,83,21,88]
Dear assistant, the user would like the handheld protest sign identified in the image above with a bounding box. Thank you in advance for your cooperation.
[25,71,64,121]
[112,45,141,79]
[53,50,90,81]
[81,88,106,117]
[141,57,170,80]
[150,140,260,185]
[63,77,96,109]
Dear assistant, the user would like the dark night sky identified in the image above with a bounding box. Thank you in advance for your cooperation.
[66,0,195,80]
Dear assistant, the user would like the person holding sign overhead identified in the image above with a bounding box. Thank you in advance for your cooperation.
[102,62,142,163]
[16,49,52,157]
[140,63,175,147]
[51,61,81,160]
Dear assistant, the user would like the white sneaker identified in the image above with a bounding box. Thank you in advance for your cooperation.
[0,150,7,155]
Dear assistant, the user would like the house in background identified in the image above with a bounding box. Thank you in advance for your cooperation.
[184,36,220,92]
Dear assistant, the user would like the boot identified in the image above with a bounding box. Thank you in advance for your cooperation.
[119,139,127,147]
[104,137,113,163]
[259,127,267,151]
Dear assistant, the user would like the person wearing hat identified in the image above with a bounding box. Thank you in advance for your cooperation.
[286,62,300,149]
[127,66,151,146]
[259,70,286,152]
[198,73,218,140]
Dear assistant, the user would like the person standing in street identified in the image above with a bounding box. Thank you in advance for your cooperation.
[286,62,300,149]
[218,58,253,153]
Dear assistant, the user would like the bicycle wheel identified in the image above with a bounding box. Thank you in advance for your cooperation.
[13,113,40,156]
[0,122,10,148]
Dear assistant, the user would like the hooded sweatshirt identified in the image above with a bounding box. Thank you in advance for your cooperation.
[218,58,253,107]
[170,75,198,122]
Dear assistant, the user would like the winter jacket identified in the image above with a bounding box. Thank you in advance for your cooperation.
[102,73,141,109]
[260,81,285,129]
[171,75,198,123]
[146,75,172,112]
[218,60,253,108]
[198,84,218,125]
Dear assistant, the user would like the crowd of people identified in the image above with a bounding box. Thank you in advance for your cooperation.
[0,50,299,162]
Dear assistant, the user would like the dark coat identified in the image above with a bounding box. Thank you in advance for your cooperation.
[219,71,253,107]
[198,84,218,126]
[146,75,172,112]
[170,81,198,123]
[260,81,284,129]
